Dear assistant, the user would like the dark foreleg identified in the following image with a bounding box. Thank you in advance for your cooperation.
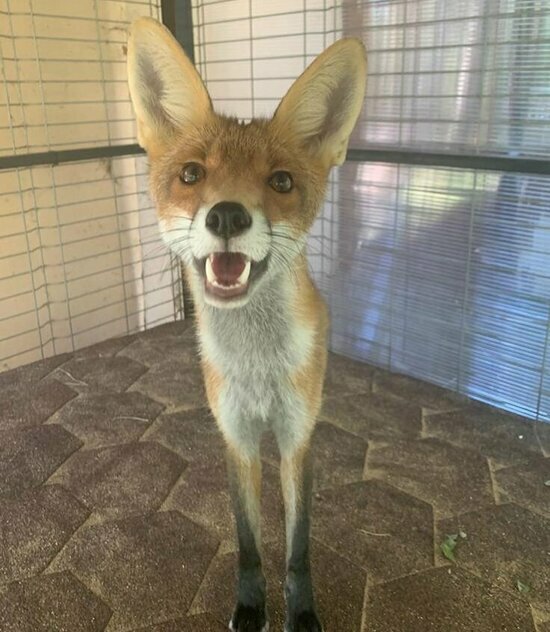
[280,442,322,632]
[226,446,268,632]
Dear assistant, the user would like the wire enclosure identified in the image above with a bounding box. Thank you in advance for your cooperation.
[1,0,550,423]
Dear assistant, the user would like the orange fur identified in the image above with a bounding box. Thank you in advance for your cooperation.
[201,356,224,421]
[150,117,329,232]
[289,257,329,423]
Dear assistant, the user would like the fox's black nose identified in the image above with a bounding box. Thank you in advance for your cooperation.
[205,202,252,239]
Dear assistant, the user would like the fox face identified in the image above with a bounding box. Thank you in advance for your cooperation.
[127,18,366,309]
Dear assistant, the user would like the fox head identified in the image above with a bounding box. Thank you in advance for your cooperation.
[127,17,366,309]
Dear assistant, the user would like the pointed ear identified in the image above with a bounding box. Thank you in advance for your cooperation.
[271,38,366,166]
[127,17,212,153]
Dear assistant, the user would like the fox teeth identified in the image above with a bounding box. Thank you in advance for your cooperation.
[205,256,251,287]
[237,260,251,285]
[205,255,216,284]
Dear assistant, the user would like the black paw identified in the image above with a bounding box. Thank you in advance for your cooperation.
[229,602,268,632]
[286,610,323,632]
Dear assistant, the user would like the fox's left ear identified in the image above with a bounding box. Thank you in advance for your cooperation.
[127,17,212,154]
[272,38,366,167]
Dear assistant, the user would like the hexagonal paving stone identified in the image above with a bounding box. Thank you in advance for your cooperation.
[139,320,194,341]
[51,391,165,448]
[0,571,112,632]
[73,334,137,359]
[0,425,82,497]
[164,456,284,552]
[363,566,536,632]
[324,352,374,396]
[425,404,546,468]
[52,356,148,393]
[0,380,77,431]
[262,422,368,490]
[119,329,199,368]
[50,442,186,520]
[261,431,280,464]
[320,392,422,441]
[0,485,89,583]
[50,511,219,631]
[494,457,550,519]
[145,408,225,462]
[191,537,366,632]
[311,479,434,582]
[161,455,232,546]
[0,353,71,390]
[365,437,495,516]
[130,359,206,409]
[532,604,550,628]
[538,420,550,456]
[438,503,550,610]
[132,615,225,631]
[526,606,549,629]
[372,370,468,413]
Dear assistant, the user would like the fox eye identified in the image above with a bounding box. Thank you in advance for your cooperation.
[180,162,205,185]
[269,171,293,193]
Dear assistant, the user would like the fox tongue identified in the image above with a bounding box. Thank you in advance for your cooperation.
[210,253,247,286]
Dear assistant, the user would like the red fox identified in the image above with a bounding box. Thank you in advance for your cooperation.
[127,18,366,632]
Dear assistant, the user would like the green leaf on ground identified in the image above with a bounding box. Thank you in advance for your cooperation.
[440,534,459,562]
[516,579,531,594]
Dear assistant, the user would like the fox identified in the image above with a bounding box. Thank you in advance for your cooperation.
[127,17,366,632]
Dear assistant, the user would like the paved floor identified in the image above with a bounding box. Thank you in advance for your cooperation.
[1,320,549,632]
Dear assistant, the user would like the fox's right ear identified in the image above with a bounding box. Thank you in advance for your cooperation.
[127,17,212,153]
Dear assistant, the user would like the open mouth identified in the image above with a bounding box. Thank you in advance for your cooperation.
[198,252,267,301]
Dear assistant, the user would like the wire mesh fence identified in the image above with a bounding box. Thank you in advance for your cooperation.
[0,154,184,371]
[0,0,184,372]
[0,0,161,154]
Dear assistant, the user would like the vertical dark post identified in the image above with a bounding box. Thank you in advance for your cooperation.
[161,0,196,318]
[161,0,195,61]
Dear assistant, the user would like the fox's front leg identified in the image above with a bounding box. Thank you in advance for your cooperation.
[226,445,268,632]
[279,439,322,632]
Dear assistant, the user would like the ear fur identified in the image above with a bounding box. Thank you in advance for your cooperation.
[271,38,367,166]
[127,17,212,153]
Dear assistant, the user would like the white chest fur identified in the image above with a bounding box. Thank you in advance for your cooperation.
[198,278,315,454]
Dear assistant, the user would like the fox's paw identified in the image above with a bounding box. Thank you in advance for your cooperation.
[229,603,268,632]
[285,610,323,632]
